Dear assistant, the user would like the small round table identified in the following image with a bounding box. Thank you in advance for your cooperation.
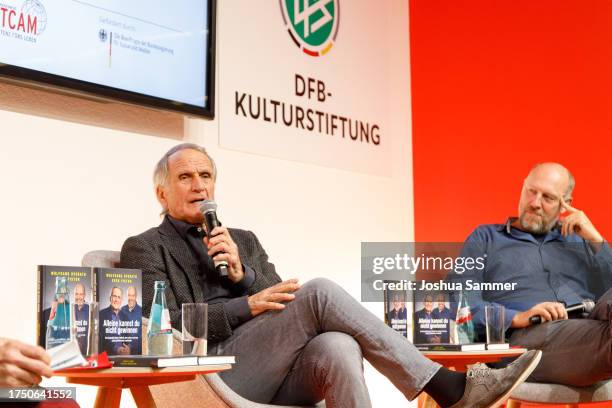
[55,364,231,408]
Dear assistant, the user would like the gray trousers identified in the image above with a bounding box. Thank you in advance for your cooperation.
[509,288,612,386]
[210,278,440,407]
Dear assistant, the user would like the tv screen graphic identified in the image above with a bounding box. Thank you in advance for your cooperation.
[0,0,215,117]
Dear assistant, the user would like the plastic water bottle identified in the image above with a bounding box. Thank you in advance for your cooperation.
[147,281,173,355]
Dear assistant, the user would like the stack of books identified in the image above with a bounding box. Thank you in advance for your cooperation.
[110,354,235,368]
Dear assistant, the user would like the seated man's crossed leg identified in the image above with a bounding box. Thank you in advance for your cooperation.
[212,278,542,408]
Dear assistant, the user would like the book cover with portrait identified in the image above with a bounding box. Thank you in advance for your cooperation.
[383,281,409,338]
[37,265,94,355]
[95,267,143,356]
[412,289,453,344]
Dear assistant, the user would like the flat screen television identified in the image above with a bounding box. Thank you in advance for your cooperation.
[0,0,215,118]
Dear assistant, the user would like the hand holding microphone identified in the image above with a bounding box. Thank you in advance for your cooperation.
[528,299,595,325]
[199,200,244,282]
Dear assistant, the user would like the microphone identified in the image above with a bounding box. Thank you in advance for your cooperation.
[199,200,228,278]
[529,299,595,325]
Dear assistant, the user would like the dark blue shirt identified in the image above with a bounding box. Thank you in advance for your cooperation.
[74,304,90,355]
[431,307,453,343]
[167,215,255,328]
[119,303,142,354]
[119,303,142,321]
[447,218,612,336]
[99,306,123,355]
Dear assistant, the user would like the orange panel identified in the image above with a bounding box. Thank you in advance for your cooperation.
[410,0,612,242]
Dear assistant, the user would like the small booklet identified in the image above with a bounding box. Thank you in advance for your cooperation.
[48,340,88,371]
[110,354,236,368]
[414,343,486,352]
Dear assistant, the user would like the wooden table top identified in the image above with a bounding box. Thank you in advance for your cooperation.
[54,364,232,379]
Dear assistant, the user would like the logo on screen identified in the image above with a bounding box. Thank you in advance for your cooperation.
[99,29,108,42]
[0,0,46,35]
[21,0,47,35]
[280,0,339,57]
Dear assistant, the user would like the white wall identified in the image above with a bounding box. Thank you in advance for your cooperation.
[0,2,412,407]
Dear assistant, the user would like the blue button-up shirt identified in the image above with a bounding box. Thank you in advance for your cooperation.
[447,218,612,336]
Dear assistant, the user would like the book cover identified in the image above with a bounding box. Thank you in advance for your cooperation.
[95,267,143,356]
[383,280,408,338]
[37,265,94,355]
[413,289,453,344]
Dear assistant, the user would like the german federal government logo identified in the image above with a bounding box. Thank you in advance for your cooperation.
[280,0,339,57]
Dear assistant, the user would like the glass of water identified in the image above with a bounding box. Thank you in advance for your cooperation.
[182,303,208,355]
[485,304,506,344]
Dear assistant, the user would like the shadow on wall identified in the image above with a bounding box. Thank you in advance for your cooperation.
[0,80,184,140]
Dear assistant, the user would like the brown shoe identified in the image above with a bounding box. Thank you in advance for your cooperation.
[448,349,542,408]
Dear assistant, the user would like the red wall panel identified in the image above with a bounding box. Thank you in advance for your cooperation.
[410,0,612,242]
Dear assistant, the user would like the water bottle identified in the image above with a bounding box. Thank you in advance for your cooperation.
[46,276,73,349]
[147,281,173,355]
[455,290,475,344]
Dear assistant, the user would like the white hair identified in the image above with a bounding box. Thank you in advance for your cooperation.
[153,143,217,189]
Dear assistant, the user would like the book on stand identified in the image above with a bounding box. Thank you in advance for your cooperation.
[37,265,94,355]
[95,267,143,356]
[412,288,453,345]
[383,280,408,338]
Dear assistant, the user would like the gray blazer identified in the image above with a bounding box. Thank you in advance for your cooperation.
[120,216,282,343]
